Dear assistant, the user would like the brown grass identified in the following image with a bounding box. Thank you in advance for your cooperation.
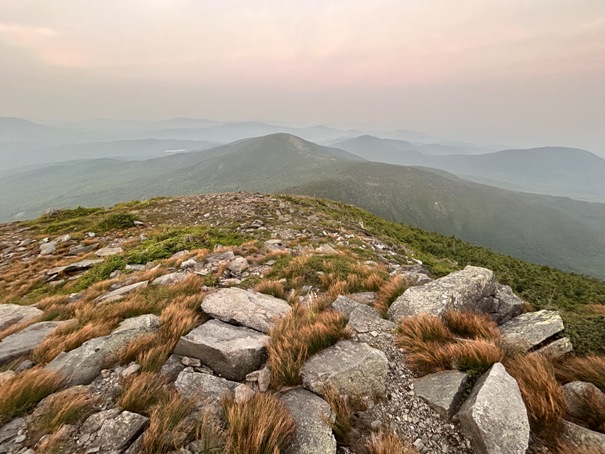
[119,372,168,416]
[366,430,419,454]
[0,368,63,425]
[322,386,353,445]
[395,314,452,352]
[586,304,605,316]
[255,280,287,300]
[268,304,350,387]
[375,275,409,316]
[442,310,500,340]
[555,355,605,393]
[564,384,605,433]
[504,354,567,440]
[224,393,295,454]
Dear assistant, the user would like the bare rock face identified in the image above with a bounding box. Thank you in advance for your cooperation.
[562,381,605,422]
[0,304,42,332]
[499,310,564,352]
[0,320,65,364]
[47,314,159,386]
[388,266,497,322]
[174,319,269,381]
[201,288,291,333]
[174,370,239,420]
[413,370,469,419]
[457,363,530,454]
[329,295,362,319]
[475,284,525,324]
[280,388,337,454]
[301,340,388,402]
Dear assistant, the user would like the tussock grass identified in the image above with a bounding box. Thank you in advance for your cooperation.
[322,386,353,445]
[366,430,419,454]
[119,372,168,416]
[255,280,287,300]
[28,387,99,441]
[224,393,295,454]
[375,275,409,316]
[268,304,350,387]
[0,368,63,425]
[442,310,500,340]
[504,354,567,440]
[555,355,605,393]
[396,313,503,377]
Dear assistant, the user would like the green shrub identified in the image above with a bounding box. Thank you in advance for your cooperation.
[96,213,138,231]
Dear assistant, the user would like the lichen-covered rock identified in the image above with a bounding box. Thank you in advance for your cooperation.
[0,304,42,332]
[457,363,530,454]
[88,410,148,453]
[499,310,564,352]
[535,337,574,359]
[201,288,291,333]
[475,284,525,324]
[0,320,65,364]
[388,266,496,322]
[47,314,159,386]
[301,340,388,401]
[280,388,337,454]
[347,305,396,333]
[329,295,362,319]
[174,319,269,381]
[151,272,189,286]
[94,280,148,304]
[413,370,469,419]
[562,420,605,452]
[174,370,238,419]
[562,381,605,422]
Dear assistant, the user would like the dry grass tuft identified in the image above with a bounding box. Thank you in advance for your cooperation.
[119,372,168,416]
[586,304,605,316]
[366,430,419,454]
[0,368,63,425]
[322,386,353,445]
[555,355,605,393]
[255,280,287,300]
[504,354,567,440]
[442,310,500,340]
[564,384,605,433]
[375,275,409,316]
[395,314,452,352]
[268,304,350,387]
[224,393,295,454]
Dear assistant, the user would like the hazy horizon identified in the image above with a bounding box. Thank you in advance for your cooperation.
[1,1,604,153]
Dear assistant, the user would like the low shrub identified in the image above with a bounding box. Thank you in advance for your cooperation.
[96,213,138,231]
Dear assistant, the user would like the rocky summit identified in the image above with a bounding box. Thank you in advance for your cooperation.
[0,193,604,454]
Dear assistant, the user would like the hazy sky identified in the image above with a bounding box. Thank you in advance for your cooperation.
[1,1,604,151]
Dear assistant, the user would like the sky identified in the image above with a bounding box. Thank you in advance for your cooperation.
[1,0,604,152]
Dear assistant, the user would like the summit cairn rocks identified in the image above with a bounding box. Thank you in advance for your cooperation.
[387,266,497,322]
[457,363,530,454]
[201,287,291,333]
[301,340,388,401]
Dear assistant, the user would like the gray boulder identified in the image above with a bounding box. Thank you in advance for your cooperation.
[301,340,388,401]
[47,314,159,386]
[95,246,124,257]
[535,337,574,359]
[201,288,291,334]
[0,321,65,364]
[94,281,148,304]
[388,266,496,322]
[0,304,42,332]
[88,410,149,454]
[280,388,337,454]
[475,284,525,324]
[174,319,269,381]
[151,272,188,286]
[457,363,530,454]
[47,259,103,276]
[329,295,361,319]
[174,370,238,419]
[562,381,605,422]
[413,370,469,419]
[562,420,605,452]
[347,305,396,333]
[499,310,564,352]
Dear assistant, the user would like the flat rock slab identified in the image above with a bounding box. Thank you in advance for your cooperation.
[151,272,189,286]
[562,420,605,452]
[535,337,574,359]
[89,410,149,453]
[175,370,239,420]
[47,314,159,386]
[388,266,496,322]
[499,310,564,352]
[329,295,362,319]
[95,246,124,257]
[47,259,103,276]
[457,363,530,454]
[0,304,42,332]
[280,388,337,454]
[0,320,64,364]
[301,340,388,401]
[201,288,291,333]
[413,370,469,419]
[174,319,269,381]
[347,305,396,333]
[94,281,148,304]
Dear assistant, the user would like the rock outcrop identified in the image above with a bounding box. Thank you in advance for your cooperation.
[499,310,564,351]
